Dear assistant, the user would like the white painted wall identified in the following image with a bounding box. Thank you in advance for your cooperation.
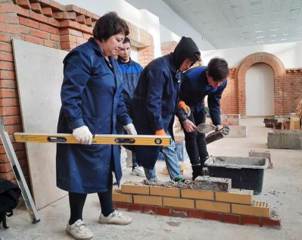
[57,0,162,57]
[126,0,214,50]
[246,64,274,116]
[202,41,302,68]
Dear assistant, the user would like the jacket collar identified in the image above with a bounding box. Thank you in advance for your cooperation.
[88,37,104,56]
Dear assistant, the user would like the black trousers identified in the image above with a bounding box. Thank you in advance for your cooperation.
[183,109,209,167]
[68,189,113,225]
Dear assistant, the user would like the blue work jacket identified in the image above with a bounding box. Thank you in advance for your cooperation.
[131,54,181,169]
[56,38,131,193]
[179,66,227,125]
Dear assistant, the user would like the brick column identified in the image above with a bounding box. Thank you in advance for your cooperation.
[0,0,25,180]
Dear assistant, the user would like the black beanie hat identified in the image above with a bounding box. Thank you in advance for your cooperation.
[172,36,201,69]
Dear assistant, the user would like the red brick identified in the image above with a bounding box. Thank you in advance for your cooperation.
[59,20,92,34]
[76,15,86,24]
[30,2,42,13]
[60,28,83,37]
[0,106,19,116]
[83,33,92,40]
[15,4,30,17]
[0,171,14,181]
[30,28,50,39]
[0,3,16,13]
[85,17,92,26]
[241,215,261,226]
[0,79,16,88]
[50,34,60,41]
[0,163,12,173]
[0,24,20,34]
[0,61,14,71]
[0,40,12,54]
[170,208,188,218]
[155,207,170,216]
[60,41,71,50]
[126,203,143,212]
[44,39,59,48]
[19,16,39,29]
[15,0,31,9]
[0,98,18,107]
[0,14,18,24]
[14,143,25,151]
[0,153,9,163]
[41,7,53,17]
[0,51,14,61]
[53,11,76,20]
[187,209,206,219]
[0,89,17,98]
[39,22,59,34]
[5,127,23,137]
[222,214,241,224]
[142,205,158,214]
[40,0,65,11]
[23,35,44,45]
[203,211,223,221]
[60,34,77,42]
[2,116,21,125]
[0,70,15,79]
[0,34,12,43]
[261,217,281,228]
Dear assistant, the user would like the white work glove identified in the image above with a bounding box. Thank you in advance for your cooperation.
[123,123,137,135]
[72,125,93,144]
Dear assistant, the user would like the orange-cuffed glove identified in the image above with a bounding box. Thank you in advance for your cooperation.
[155,129,166,136]
[178,100,191,116]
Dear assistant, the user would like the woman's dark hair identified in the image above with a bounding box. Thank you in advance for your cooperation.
[207,58,229,82]
[93,12,129,41]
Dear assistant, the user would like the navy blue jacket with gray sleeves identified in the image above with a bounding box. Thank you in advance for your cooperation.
[179,66,227,125]
[118,58,143,102]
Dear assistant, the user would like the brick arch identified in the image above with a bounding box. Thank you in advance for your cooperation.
[236,52,286,116]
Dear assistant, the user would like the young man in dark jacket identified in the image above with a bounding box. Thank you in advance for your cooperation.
[118,37,144,177]
[177,58,229,180]
[131,36,201,182]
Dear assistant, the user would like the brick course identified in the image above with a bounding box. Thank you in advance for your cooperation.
[115,182,280,228]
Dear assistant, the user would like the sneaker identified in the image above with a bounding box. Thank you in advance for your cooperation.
[99,210,132,225]
[66,219,93,240]
[173,176,185,183]
[131,166,145,177]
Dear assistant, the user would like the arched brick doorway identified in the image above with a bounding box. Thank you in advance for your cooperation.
[236,52,286,116]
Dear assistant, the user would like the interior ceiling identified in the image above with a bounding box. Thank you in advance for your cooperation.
[162,0,302,49]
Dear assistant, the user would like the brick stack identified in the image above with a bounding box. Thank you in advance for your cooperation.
[113,181,280,228]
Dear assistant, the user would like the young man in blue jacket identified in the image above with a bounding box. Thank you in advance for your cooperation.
[177,58,229,180]
[118,37,144,177]
[131,36,201,182]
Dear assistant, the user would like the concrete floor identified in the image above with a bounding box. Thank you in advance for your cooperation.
[1,118,302,240]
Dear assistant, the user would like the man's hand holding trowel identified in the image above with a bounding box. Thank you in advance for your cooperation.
[178,101,229,143]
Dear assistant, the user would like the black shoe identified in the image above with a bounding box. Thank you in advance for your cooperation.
[192,165,203,180]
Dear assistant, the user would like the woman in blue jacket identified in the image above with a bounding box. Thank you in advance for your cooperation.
[178,58,229,180]
[56,12,135,240]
